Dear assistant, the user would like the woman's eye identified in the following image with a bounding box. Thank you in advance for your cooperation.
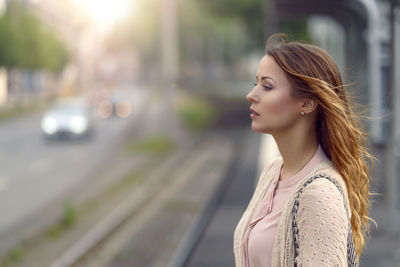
[252,82,257,86]
[263,85,272,90]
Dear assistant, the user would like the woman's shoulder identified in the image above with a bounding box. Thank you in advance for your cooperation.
[300,178,344,203]
[311,160,349,197]
[299,161,350,216]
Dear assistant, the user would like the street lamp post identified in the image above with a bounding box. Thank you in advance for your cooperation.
[160,0,181,140]
[386,0,400,233]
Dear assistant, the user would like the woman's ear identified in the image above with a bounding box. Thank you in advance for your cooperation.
[300,98,318,114]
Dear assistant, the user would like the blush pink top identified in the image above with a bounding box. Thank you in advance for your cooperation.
[241,144,327,267]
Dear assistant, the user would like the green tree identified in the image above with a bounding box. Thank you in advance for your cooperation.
[0,0,68,71]
[196,0,311,50]
[198,0,268,51]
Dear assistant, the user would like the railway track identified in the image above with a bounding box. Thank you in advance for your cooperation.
[50,132,238,267]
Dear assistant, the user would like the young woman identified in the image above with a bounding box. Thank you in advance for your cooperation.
[233,34,374,266]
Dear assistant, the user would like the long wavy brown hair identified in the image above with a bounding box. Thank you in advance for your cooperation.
[265,34,374,260]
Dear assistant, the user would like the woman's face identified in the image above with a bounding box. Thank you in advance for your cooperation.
[247,55,303,134]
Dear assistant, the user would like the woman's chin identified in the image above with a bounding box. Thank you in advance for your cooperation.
[250,123,271,134]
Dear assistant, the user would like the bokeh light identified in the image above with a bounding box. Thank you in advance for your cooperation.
[97,100,113,119]
[116,100,132,118]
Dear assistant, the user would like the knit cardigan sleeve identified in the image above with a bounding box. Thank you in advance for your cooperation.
[296,179,348,266]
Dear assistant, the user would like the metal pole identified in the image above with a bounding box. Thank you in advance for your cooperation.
[162,0,179,82]
[160,0,180,140]
[387,0,400,233]
[356,0,384,144]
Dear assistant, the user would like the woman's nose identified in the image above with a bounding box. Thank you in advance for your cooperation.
[247,88,257,103]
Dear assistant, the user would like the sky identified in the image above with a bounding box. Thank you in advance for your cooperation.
[71,0,133,28]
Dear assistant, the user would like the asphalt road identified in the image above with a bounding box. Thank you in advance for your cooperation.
[0,85,149,240]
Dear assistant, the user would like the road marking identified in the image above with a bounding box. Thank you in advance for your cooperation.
[0,176,8,192]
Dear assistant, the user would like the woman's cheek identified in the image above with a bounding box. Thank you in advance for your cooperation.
[265,93,295,115]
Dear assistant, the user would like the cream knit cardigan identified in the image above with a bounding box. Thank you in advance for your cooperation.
[233,156,352,266]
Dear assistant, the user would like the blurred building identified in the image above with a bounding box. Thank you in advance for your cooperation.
[0,0,5,15]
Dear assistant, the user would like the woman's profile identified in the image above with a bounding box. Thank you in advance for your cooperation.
[233,33,374,266]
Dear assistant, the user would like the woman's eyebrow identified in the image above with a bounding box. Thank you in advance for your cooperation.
[256,76,276,83]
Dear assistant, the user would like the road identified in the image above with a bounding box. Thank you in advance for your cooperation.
[0,85,150,245]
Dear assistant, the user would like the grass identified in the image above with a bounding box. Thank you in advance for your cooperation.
[46,202,77,240]
[1,201,78,265]
[63,202,77,226]
[47,224,62,239]
[0,247,22,266]
[8,249,21,262]
[0,102,47,122]
[125,135,175,156]
[105,169,145,198]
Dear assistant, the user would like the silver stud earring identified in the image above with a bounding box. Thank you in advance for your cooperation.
[300,111,305,115]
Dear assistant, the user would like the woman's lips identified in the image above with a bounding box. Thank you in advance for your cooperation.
[250,108,260,118]
[250,108,260,115]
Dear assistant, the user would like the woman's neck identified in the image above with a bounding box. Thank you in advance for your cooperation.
[273,127,318,181]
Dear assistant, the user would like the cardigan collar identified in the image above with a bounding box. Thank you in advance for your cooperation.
[249,144,327,225]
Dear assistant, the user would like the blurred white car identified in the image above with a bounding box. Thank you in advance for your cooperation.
[41,97,95,140]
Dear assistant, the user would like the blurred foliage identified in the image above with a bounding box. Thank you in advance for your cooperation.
[0,102,46,122]
[106,0,310,79]
[197,0,268,51]
[106,170,145,197]
[46,202,77,240]
[47,223,62,239]
[107,0,264,71]
[0,0,68,71]
[175,96,217,132]
[0,247,23,265]
[125,135,175,156]
[280,18,312,43]
[178,0,248,64]
[63,202,77,227]
[9,248,22,262]
[197,1,311,50]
